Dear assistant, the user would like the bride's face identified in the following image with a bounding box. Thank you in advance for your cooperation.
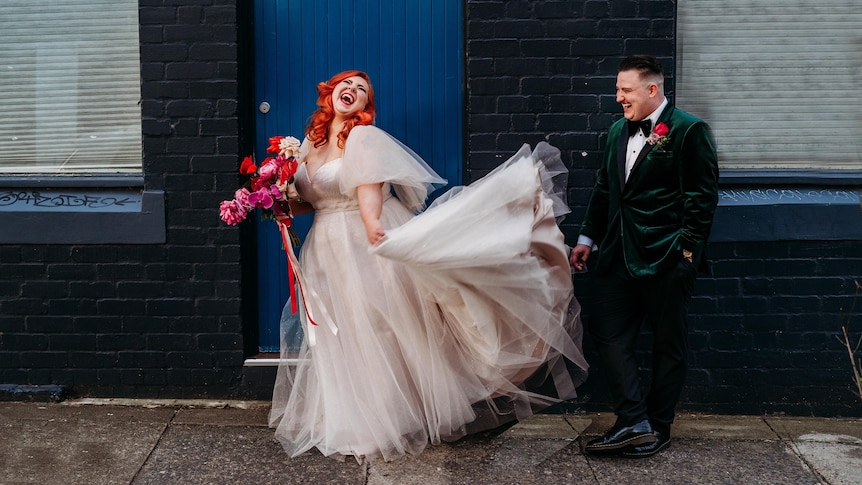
[331,76,369,120]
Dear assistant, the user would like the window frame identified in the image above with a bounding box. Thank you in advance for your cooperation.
[675,1,862,243]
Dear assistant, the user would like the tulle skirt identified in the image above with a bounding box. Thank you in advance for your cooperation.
[269,142,588,462]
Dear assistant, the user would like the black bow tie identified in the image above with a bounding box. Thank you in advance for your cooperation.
[627,119,652,137]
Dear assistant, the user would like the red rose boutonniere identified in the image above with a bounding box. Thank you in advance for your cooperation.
[646,122,670,149]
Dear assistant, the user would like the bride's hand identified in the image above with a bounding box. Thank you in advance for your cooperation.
[364,219,386,246]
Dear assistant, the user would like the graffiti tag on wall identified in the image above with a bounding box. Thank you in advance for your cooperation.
[718,188,861,206]
[0,190,142,212]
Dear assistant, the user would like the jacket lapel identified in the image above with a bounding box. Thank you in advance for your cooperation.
[626,105,674,184]
[616,123,629,187]
[628,140,656,181]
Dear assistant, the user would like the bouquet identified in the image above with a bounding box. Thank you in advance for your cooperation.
[219,134,315,321]
[219,135,302,244]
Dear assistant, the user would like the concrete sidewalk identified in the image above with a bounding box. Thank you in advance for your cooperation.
[1,399,861,485]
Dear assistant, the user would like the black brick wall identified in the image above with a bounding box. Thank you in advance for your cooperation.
[0,0,246,399]
[681,241,862,416]
[466,0,862,416]
[1,0,860,416]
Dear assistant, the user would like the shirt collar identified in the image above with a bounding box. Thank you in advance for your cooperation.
[645,98,669,128]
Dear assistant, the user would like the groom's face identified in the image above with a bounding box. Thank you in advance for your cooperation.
[616,70,657,122]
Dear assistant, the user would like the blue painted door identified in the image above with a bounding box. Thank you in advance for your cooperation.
[253,0,464,352]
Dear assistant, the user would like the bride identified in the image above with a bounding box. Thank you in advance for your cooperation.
[268,70,588,462]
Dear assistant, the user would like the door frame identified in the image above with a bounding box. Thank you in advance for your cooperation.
[248,0,466,353]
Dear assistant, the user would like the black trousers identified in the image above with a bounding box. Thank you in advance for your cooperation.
[589,255,698,434]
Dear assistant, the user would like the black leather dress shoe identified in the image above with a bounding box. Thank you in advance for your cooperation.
[621,430,671,458]
[584,419,657,453]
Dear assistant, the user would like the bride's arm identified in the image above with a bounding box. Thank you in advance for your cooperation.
[357,182,385,245]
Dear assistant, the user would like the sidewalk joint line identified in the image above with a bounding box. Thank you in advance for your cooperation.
[762,416,830,485]
[127,407,181,484]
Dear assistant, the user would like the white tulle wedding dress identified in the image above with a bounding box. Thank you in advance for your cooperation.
[269,125,588,462]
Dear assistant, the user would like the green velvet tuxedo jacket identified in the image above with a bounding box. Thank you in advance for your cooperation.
[579,104,719,278]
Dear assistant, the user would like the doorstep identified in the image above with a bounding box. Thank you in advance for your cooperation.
[240,354,278,400]
[241,353,306,400]
[243,352,304,367]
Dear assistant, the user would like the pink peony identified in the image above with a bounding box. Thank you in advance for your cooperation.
[219,199,248,225]
[234,187,251,208]
[258,159,278,182]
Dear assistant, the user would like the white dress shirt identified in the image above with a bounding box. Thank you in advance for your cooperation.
[625,98,668,182]
[577,99,668,250]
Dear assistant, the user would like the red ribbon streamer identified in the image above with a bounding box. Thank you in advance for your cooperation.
[278,222,317,326]
[278,222,298,313]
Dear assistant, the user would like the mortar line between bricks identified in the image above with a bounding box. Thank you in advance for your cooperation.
[127,407,181,485]
[762,416,831,485]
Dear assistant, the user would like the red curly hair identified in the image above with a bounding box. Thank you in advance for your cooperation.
[305,70,376,149]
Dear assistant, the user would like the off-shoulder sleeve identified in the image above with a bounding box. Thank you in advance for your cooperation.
[340,125,447,211]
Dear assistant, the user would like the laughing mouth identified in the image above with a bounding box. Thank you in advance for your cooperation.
[340,93,355,105]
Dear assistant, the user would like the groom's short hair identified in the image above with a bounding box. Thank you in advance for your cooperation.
[619,55,664,78]
[620,55,664,90]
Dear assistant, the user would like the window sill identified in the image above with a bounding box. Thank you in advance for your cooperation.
[720,169,862,186]
[0,176,164,244]
[711,184,862,242]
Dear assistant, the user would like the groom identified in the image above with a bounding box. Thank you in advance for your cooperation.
[570,55,719,457]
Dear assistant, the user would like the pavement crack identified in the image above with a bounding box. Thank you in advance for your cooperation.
[763,416,831,485]
[578,439,602,484]
[127,407,181,484]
